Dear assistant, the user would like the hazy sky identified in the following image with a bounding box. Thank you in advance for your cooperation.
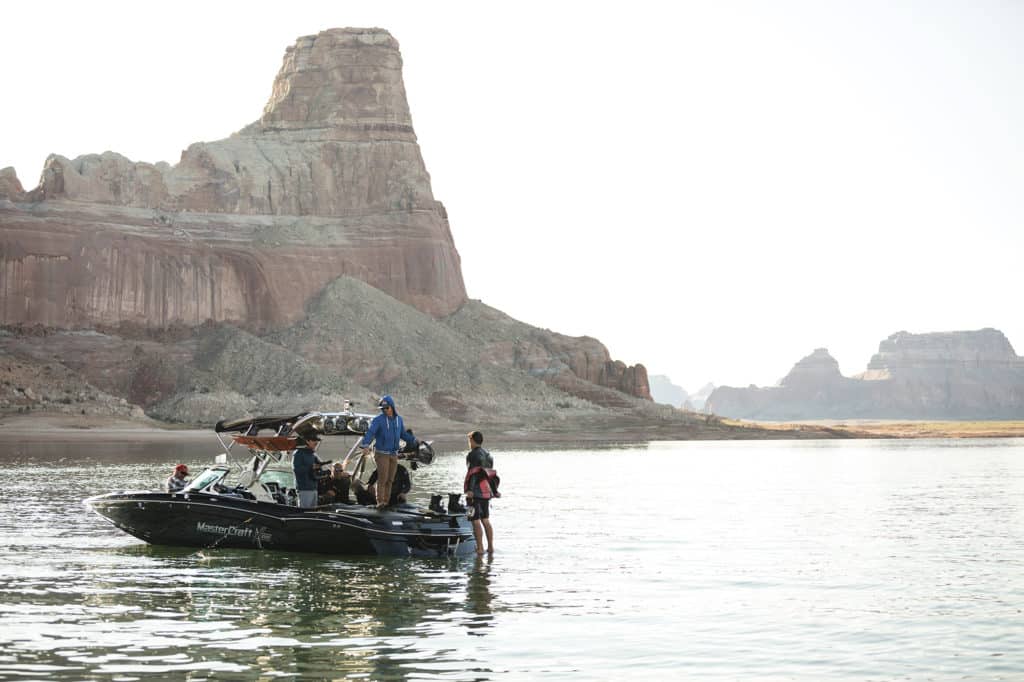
[2,1,1022,392]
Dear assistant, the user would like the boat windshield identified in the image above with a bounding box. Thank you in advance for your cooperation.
[184,467,229,492]
[259,468,296,490]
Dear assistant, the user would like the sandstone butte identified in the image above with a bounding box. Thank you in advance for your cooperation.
[0,28,652,405]
[706,328,1024,421]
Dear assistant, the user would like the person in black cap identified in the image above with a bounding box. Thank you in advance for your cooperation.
[292,435,321,508]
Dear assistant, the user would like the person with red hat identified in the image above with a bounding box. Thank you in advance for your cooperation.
[165,463,191,493]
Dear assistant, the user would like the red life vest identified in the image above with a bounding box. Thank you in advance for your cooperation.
[464,466,501,500]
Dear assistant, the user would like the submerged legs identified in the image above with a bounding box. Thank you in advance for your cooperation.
[472,519,484,555]
[471,518,494,555]
[482,518,494,554]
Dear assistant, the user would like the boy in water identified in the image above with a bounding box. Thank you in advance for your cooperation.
[464,431,499,555]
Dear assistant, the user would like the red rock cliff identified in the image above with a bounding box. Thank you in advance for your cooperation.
[0,28,466,328]
[0,28,651,403]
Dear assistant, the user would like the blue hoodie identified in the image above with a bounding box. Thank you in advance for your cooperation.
[360,395,415,454]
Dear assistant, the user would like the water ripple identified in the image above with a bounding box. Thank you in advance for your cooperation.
[1,439,1023,679]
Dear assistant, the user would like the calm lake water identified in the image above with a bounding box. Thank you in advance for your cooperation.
[1,437,1022,680]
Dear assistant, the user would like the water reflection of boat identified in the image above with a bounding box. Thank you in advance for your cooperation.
[85,410,477,557]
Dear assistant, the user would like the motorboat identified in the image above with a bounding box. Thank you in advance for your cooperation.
[85,408,478,557]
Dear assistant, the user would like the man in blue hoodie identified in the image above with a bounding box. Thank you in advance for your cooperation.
[359,395,416,509]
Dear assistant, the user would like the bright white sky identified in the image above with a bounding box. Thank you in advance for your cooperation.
[2,1,1022,392]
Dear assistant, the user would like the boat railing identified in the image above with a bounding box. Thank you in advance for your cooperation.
[207,408,432,504]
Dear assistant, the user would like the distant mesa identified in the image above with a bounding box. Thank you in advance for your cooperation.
[649,375,715,411]
[706,328,1024,420]
[650,375,689,408]
[0,28,652,424]
[687,382,716,412]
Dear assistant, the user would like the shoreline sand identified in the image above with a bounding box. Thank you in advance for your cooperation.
[2,412,1023,443]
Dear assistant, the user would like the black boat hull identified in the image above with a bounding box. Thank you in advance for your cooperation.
[85,492,478,558]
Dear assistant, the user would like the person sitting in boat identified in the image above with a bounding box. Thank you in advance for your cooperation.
[165,463,190,493]
[319,462,353,505]
[352,477,375,506]
[314,460,333,505]
[354,463,412,507]
[357,395,417,509]
[292,435,322,508]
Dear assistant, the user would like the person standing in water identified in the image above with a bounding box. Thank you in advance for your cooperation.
[464,431,499,555]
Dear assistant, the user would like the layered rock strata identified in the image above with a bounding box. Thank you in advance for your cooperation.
[0,28,466,329]
[0,28,652,413]
[0,168,24,202]
[706,329,1024,420]
[443,301,651,406]
[0,278,651,426]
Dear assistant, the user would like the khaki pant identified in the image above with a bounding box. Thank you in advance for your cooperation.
[374,453,398,506]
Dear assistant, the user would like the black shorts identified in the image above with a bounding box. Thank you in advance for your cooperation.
[467,497,490,521]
